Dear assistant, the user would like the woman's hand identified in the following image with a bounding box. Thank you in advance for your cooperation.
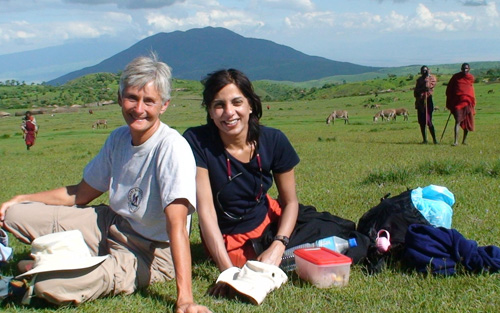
[256,240,286,266]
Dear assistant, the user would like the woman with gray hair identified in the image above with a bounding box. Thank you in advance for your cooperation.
[1,54,211,313]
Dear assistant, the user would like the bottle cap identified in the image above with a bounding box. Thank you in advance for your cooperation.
[348,238,357,248]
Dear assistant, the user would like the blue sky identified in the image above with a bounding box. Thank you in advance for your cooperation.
[1,0,499,67]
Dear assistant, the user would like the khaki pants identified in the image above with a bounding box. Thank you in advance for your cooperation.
[3,202,174,305]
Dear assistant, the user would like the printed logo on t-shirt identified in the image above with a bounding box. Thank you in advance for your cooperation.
[127,187,143,213]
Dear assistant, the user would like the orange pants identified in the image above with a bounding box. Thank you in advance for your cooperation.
[223,195,283,267]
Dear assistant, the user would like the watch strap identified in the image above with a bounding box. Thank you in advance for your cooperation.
[273,235,289,247]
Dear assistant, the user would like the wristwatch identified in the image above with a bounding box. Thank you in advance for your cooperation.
[273,235,290,247]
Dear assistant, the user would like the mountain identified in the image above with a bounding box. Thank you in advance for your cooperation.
[47,27,382,85]
[0,38,133,83]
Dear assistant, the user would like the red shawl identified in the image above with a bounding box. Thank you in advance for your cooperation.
[24,120,37,146]
[446,73,476,111]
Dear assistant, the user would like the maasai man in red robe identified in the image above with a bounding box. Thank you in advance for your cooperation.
[21,111,38,150]
[414,65,438,144]
[446,63,476,146]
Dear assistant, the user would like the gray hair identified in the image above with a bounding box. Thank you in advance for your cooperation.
[119,53,172,103]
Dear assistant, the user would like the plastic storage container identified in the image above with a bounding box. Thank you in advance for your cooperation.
[280,236,357,272]
[294,247,352,288]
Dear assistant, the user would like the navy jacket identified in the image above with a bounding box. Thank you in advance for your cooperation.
[404,224,500,275]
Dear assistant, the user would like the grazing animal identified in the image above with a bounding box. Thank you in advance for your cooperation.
[326,110,349,125]
[92,119,108,129]
[373,109,396,122]
[89,109,94,114]
[433,106,440,112]
[394,108,409,121]
[488,89,494,94]
[370,104,381,109]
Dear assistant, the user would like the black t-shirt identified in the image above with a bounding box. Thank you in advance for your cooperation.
[183,125,300,234]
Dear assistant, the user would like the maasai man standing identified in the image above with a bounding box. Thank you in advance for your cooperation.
[414,66,438,144]
[446,63,476,146]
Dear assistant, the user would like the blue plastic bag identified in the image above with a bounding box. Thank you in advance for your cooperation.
[411,185,454,228]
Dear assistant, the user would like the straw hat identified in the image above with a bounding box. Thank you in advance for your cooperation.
[17,230,109,277]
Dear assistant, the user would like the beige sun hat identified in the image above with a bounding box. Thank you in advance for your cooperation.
[17,229,109,277]
[216,260,288,305]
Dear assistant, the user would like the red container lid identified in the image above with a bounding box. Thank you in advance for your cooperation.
[294,247,352,265]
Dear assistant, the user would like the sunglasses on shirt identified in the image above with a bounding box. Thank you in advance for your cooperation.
[215,152,264,221]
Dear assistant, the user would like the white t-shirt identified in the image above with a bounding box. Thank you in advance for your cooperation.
[83,123,196,242]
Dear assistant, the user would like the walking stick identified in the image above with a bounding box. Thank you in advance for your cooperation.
[424,73,429,127]
[424,94,428,125]
[440,112,452,141]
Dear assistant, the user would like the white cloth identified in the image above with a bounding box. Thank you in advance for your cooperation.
[216,260,288,305]
[83,123,196,242]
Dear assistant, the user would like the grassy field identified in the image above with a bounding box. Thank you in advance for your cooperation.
[0,79,499,312]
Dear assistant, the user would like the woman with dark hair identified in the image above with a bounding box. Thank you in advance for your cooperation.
[183,69,299,279]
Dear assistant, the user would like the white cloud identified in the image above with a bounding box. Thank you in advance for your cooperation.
[15,30,36,39]
[285,11,336,29]
[282,3,484,34]
[258,0,314,11]
[387,11,407,29]
[147,9,265,32]
[1,0,499,65]
[284,10,386,31]
[485,1,499,18]
[63,0,185,9]
[0,10,136,53]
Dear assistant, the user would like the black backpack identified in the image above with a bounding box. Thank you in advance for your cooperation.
[356,190,431,273]
[251,203,370,264]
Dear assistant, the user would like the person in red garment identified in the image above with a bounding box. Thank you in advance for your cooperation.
[446,63,476,146]
[21,111,38,150]
[414,66,438,144]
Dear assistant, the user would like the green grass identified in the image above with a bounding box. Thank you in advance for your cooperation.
[0,81,499,312]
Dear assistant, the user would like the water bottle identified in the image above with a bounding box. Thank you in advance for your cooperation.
[316,236,358,254]
[279,236,357,272]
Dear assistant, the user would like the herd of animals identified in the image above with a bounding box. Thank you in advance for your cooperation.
[89,104,427,128]
[325,106,435,124]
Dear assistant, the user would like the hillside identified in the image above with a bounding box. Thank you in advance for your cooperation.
[47,27,382,85]
[2,65,499,111]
